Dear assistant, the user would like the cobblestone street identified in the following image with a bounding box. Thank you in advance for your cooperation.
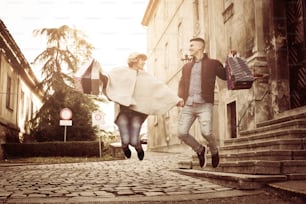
[0,151,302,203]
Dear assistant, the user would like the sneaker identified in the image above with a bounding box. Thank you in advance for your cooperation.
[137,149,144,161]
[123,147,131,159]
[211,151,220,168]
[197,146,207,168]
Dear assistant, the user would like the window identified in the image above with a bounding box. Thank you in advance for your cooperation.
[154,57,158,76]
[222,2,234,23]
[177,22,183,56]
[164,42,169,70]
[163,0,168,19]
[21,90,25,117]
[224,0,233,8]
[6,76,14,110]
[0,54,1,78]
[193,0,199,21]
[30,100,34,119]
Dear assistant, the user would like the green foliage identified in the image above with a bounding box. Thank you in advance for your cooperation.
[27,25,99,142]
[27,89,99,141]
[2,141,104,157]
[32,25,93,96]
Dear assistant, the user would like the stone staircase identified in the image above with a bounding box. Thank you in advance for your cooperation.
[177,107,306,189]
[212,110,306,175]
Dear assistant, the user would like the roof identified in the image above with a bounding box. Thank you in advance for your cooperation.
[141,0,160,26]
[0,19,43,98]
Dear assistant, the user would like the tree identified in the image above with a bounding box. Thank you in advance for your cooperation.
[29,90,98,142]
[27,25,99,142]
[32,25,93,96]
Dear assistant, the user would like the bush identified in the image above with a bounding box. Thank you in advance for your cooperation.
[27,90,99,142]
[2,141,104,158]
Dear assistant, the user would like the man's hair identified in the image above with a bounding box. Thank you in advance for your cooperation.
[190,37,205,47]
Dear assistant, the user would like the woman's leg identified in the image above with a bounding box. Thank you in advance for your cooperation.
[115,114,131,158]
[129,115,145,160]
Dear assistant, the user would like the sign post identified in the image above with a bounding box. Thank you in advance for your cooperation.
[60,108,73,142]
[98,135,102,158]
[92,111,105,157]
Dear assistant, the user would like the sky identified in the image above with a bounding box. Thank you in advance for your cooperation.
[0,0,149,131]
[0,0,149,73]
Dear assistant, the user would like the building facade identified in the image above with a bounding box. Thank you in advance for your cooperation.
[0,19,43,153]
[142,0,306,152]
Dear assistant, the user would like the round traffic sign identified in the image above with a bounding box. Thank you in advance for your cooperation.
[60,108,72,120]
[95,113,102,121]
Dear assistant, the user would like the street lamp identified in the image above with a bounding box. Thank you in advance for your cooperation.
[181,54,192,64]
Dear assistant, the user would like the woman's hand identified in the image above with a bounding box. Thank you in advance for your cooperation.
[177,99,184,107]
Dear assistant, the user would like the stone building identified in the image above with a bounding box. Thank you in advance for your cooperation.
[142,0,306,179]
[0,20,43,151]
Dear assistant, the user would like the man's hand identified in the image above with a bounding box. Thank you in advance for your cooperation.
[228,49,238,57]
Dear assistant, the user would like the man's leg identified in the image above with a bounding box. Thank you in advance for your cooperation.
[178,105,207,167]
[197,103,219,168]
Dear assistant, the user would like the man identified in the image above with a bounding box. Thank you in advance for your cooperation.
[177,37,227,168]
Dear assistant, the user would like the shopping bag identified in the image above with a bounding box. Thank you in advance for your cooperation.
[225,56,254,90]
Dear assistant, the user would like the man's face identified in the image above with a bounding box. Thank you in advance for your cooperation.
[189,41,204,56]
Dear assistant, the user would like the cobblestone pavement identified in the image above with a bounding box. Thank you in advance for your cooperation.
[0,151,301,203]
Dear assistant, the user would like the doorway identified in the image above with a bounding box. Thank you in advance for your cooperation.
[227,101,237,139]
[286,0,306,108]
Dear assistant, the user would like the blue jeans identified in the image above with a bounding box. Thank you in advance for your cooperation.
[178,103,218,154]
[115,106,147,149]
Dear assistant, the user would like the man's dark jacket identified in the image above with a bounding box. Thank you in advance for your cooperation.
[178,54,227,104]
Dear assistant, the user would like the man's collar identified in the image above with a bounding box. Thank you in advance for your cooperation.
[192,53,208,62]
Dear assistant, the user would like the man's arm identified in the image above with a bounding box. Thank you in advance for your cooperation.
[216,61,227,81]
[178,66,185,98]
[177,66,186,107]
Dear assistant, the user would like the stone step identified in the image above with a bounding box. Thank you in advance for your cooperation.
[224,128,306,146]
[268,179,306,199]
[240,119,306,137]
[109,142,125,159]
[179,107,306,191]
[190,150,306,165]
[195,160,281,174]
[218,150,306,162]
[256,106,306,128]
[222,138,305,153]
[194,160,306,175]
[174,169,287,190]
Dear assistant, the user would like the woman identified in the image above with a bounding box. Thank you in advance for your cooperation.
[114,53,148,160]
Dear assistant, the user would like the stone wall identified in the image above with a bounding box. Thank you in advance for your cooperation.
[144,0,303,152]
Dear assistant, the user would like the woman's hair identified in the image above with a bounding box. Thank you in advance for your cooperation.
[128,52,147,67]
